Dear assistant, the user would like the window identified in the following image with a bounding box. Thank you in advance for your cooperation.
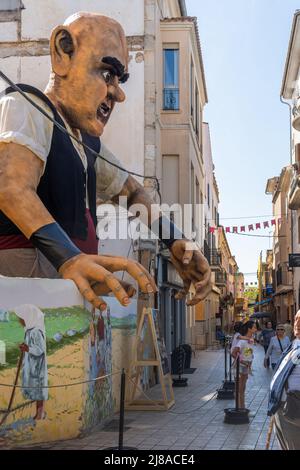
[190,59,194,119]
[207,183,210,208]
[162,155,179,205]
[0,0,23,10]
[195,177,200,242]
[191,164,195,233]
[214,207,218,225]
[163,48,179,110]
[195,86,199,137]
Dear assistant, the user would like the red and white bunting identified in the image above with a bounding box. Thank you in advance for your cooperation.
[208,217,281,234]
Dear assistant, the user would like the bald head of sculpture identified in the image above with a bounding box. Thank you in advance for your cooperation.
[45,12,129,136]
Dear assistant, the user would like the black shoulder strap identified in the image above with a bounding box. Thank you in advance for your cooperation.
[0,83,58,117]
[278,337,284,353]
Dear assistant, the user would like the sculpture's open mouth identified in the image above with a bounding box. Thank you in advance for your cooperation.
[97,102,111,124]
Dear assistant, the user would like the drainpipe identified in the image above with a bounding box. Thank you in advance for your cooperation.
[280,97,293,165]
[178,0,187,17]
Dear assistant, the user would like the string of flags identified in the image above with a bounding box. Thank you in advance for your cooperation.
[209,218,281,234]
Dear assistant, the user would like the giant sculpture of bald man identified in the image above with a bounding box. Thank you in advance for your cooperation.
[0,12,211,309]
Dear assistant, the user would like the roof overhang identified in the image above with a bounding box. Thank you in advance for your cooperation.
[281,11,300,99]
[265,177,279,195]
[273,286,293,296]
[161,17,208,104]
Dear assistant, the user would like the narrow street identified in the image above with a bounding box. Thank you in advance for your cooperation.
[23,344,279,451]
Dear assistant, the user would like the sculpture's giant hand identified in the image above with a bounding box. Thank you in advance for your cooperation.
[169,240,212,306]
[59,254,157,309]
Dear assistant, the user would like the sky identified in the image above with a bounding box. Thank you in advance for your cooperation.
[186,0,299,283]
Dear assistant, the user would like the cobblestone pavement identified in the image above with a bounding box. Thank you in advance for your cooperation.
[14,343,281,450]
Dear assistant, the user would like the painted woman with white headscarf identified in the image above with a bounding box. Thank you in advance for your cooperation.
[14,304,48,420]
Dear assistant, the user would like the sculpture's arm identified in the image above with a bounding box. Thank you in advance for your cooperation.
[0,143,156,308]
[112,175,212,305]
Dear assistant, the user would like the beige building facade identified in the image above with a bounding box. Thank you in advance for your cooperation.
[266,168,294,323]
[194,122,221,349]
[280,10,300,320]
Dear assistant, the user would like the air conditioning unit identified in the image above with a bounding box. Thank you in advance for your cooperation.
[288,171,300,209]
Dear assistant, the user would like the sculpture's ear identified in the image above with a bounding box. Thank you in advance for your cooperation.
[50,26,77,77]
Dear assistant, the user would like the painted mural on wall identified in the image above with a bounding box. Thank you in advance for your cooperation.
[0,278,137,447]
[105,297,137,409]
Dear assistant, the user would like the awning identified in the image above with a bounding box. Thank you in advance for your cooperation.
[250,312,272,319]
[248,298,273,307]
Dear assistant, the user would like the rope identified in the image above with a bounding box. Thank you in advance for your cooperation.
[0,370,120,390]
[0,70,161,188]
[125,372,218,415]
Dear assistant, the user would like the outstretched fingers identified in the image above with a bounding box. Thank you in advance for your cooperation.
[75,277,107,310]
[94,256,157,295]
[125,260,157,294]
[89,265,131,306]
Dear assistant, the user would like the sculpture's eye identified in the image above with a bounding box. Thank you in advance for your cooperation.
[101,70,114,84]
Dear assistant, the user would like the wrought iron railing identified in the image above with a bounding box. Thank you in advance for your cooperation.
[163,88,179,111]
[203,240,222,267]
[215,271,227,286]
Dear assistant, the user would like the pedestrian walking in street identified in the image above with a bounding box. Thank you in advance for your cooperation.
[231,321,254,354]
[284,320,293,342]
[268,311,300,450]
[264,324,290,370]
[232,320,257,409]
[261,321,275,368]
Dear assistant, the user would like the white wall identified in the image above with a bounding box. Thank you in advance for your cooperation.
[102,56,145,177]
[0,1,145,176]
[21,0,145,39]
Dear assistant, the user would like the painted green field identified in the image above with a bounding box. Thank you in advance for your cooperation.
[0,306,91,369]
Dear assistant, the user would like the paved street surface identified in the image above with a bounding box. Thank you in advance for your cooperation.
[14,344,281,450]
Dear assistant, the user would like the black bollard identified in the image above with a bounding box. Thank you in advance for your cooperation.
[235,355,240,409]
[224,355,249,424]
[216,336,234,399]
[104,369,137,450]
[224,337,235,392]
[118,368,126,450]
[172,345,188,387]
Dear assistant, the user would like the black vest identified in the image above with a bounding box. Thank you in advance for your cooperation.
[0,84,100,240]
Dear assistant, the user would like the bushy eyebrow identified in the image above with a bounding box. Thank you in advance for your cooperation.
[101,56,130,83]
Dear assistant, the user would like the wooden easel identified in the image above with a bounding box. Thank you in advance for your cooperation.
[125,308,175,411]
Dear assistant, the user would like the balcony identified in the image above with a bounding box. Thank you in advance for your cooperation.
[163,89,179,111]
[204,240,222,268]
[276,264,292,289]
[215,270,227,287]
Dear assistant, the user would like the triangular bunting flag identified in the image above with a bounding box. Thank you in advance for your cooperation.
[263,221,269,229]
[271,219,276,226]
[209,227,216,234]
[233,227,238,233]
[226,227,231,233]
[240,226,245,232]
[256,223,261,230]
[248,224,254,231]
